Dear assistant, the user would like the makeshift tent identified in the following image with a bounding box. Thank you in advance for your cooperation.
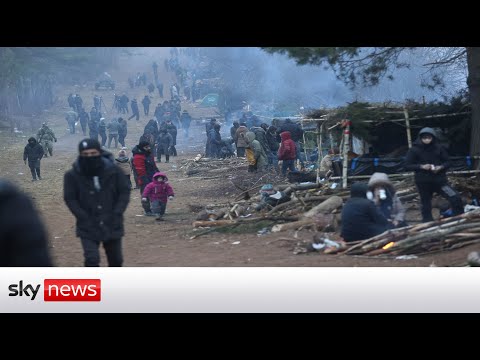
[199,93,219,107]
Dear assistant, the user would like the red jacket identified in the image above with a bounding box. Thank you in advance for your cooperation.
[278,131,296,160]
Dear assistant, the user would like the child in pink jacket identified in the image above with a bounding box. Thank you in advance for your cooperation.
[142,171,175,221]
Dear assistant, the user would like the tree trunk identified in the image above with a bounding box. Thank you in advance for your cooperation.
[467,47,480,168]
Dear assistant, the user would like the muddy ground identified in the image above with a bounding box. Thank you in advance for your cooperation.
[1,48,477,267]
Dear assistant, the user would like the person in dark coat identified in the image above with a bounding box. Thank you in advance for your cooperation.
[340,182,391,242]
[78,107,89,136]
[63,138,130,266]
[404,127,464,222]
[128,99,140,121]
[23,137,44,181]
[144,118,159,142]
[142,95,151,116]
[88,111,99,141]
[165,119,178,156]
[131,140,159,215]
[208,123,223,158]
[148,83,155,94]
[156,128,173,163]
[180,109,192,139]
[0,179,53,266]
[117,117,128,148]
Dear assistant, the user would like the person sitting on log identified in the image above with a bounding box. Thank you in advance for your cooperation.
[340,182,392,242]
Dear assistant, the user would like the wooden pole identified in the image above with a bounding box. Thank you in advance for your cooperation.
[316,121,323,184]
[341,120,351,189]
[329,132,334,153]
[403,105,412,148]
[330,169,480,181]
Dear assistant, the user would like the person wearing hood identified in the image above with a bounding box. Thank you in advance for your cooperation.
[404,127,464,223]
[245,131,268,172]
[341,182,392,242]
[234,122,248,157]
[115,149,132,189]
[142,171,175,221]
[63,138,130,266]
[367,172,407,228]
[132,140,159,215]
[277,131,296,176]
[23,137,44,181]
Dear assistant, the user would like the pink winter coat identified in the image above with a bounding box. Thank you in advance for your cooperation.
[142,171,174,202]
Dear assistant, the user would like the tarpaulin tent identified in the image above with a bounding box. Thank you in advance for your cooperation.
[199,93,219,107]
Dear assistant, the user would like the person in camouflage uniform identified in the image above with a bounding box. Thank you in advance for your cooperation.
[36,122,57,157]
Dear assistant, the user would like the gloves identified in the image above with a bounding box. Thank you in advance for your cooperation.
[168,196,174,201]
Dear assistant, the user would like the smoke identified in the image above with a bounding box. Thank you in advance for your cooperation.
[198,47,467,110]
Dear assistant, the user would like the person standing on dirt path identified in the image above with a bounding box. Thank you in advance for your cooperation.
[64,138,130,267]
[180,110,192,139]
[0,179,53,266]
[65,110,78,134]
[23,137,44,181]
[107,117,120,149]
[404,127,464,223]
[142,95,151,116]
[115,149,133,190]
[132,140,159,216]
[37,122,57,158]
[98,117,107,147]
[118,117,128,148]
[152,61,158,80]
[78,107,90,136]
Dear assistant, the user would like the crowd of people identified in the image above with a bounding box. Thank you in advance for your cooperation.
[3,47,471,267]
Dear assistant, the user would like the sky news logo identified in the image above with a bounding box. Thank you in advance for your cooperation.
[8,279,101,301]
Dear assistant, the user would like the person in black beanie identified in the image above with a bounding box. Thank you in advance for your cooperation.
[63,138,130,266]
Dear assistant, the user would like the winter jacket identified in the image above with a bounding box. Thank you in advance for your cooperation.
[404,128,450,184]
[131,146,159,186]
[115,156,132,176]
[63,152,130,240]
[180,113,192,129]
[265,129,279,152]
[142,172,174,202]
[278,131,296,160]
[0,179,52,266]
[156,132,173,155]
[245,131,268,168]
[251,126,271,155]
[107,119,120,135]
[235,126,248,148]
[341,182,391,242]
[23,137,44,163]
[367,172,406,223]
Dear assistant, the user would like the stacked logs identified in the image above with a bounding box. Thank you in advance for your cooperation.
[337,209,480,257]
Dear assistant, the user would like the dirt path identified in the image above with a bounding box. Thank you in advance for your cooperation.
[1,49,477,267]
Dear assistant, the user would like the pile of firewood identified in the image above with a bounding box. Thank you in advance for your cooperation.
[337,209,480,257]
[178,155,248,178]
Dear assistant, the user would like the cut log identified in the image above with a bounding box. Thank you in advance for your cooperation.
[271,219,315,233]
[303,196,343,218]
[192,220,236,227]
[271,213,337,233]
